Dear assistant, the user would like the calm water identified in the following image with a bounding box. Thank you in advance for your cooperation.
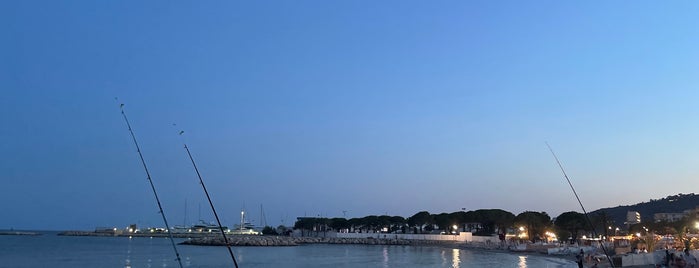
[0,232,575,268]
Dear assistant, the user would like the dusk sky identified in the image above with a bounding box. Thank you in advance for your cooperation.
[2,1,699,230]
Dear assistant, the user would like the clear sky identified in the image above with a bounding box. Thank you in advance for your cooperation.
[2,1,698,230]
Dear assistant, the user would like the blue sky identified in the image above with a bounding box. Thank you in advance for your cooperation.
[2,1,699,230]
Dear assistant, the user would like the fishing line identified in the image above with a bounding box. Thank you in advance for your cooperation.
[117,101,184,268]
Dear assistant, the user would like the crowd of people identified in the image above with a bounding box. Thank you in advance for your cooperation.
[662,249,698,268]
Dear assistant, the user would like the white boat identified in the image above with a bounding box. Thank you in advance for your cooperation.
[172,220,229,234]
[228,210,260,235]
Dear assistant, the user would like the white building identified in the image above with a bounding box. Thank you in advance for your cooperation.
[625,211,641,225]
[653,212,685,223]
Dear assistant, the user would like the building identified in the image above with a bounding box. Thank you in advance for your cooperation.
[653,212,685,223]
[683,206,699,218]
[625,211,641,225]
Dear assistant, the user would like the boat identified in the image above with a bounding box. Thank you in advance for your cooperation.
[172,220,229,234]
[228,210,260,235]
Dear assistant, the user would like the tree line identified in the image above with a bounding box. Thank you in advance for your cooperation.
[292,209,631,243]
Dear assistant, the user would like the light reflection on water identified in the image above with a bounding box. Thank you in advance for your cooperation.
[0,232,576,267]
[441,248,447,266]
[382,246,389,268]
[519,255,527,268]
[452,248,461,268]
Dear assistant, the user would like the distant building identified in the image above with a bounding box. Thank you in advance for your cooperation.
[625,211,641,225]
[653,212,685,223]
[684,206,699,218]
[652,206,699,222]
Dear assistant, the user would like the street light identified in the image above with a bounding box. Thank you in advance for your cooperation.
[518,227,527,238]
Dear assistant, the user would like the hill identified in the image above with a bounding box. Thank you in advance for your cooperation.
[590,193,699,226]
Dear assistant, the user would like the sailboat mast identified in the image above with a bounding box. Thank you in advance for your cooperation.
[260,204,266,228]
[241,210,245,231]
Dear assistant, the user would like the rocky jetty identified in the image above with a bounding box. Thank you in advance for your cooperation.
[180,236,421,247]
[57,231,215,238]
[0,231,41,236]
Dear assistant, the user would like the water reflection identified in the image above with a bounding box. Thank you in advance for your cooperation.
[518,255,527,268]
[452,249,460,268]
[3,235,580,267]
[124,234,132,268]
[440,249,447,266]
[382,246,389,268]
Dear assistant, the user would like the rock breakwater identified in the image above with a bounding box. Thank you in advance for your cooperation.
[180,236,432,247]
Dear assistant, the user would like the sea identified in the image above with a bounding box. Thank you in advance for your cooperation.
[0,231,576,268]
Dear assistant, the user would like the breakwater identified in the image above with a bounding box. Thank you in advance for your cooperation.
[180,236,460,247]
[0,231,41,236]
[57,231,212,238]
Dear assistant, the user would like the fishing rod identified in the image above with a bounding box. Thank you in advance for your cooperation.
[176,128,240,268]
[118,103,183,268]
[546,142,615,267]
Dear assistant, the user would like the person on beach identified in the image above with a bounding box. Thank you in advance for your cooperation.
[684,249,697,268]
[675,253,686,268]
[667,250,672,267]
[576,249,584,268]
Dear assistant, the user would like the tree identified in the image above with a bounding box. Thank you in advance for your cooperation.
[294,218,315,236]
[434,213,452,232]
[276,225,291,236]
[514,211,551,243]
[467,209,515,235]
[407,211,433,233]
[329,218,349,232]
[554,211,587,243]
[262,226,278,235]
[348,217,363,233]
[377,215,392,232]
[449,211,467,231]
[389,216,406,233]
[487,209,516,235]
[362,215,380,232]
[590,211,612,237]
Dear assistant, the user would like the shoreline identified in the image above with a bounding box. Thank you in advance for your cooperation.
[181,235,581,266]
[55,232,612,266]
